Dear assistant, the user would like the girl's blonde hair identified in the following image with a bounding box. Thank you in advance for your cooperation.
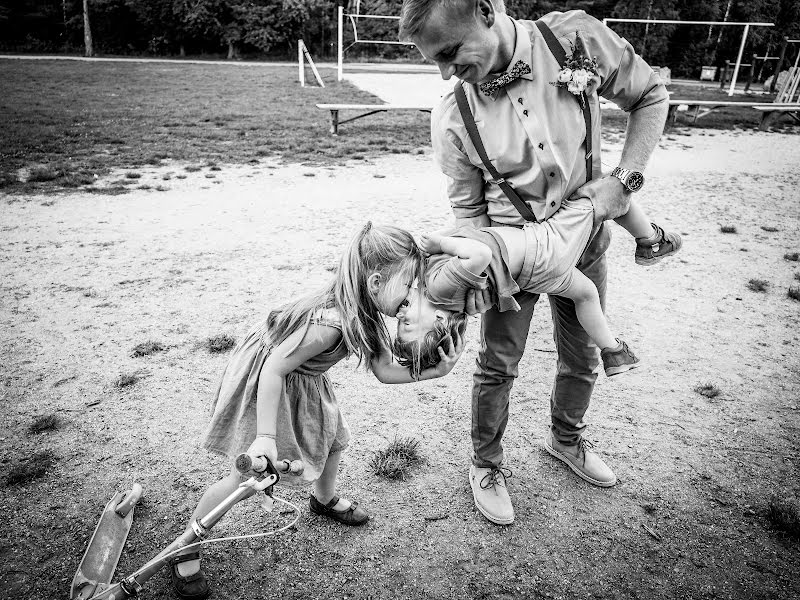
[267,222,423,369]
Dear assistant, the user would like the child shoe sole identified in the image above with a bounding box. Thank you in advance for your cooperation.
[605,361,644,377]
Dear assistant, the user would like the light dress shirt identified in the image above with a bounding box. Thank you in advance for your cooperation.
[431,10,669,226]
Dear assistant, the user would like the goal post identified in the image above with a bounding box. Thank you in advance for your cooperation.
[603,18,774,96]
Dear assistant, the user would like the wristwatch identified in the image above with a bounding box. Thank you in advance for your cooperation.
[611,167,645,193]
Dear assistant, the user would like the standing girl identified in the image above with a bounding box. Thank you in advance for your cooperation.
[171,222,464,600]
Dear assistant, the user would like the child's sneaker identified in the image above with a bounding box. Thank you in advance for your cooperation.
[635,223,682,265]
[601,339,641,377]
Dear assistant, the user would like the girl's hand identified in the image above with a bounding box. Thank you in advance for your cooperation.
[432,329,465,377]
[420,232,443,255]
[246,434,278,467]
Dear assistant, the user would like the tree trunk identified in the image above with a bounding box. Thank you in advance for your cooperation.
[82,0,93,57]
[227,41,235,59]
[180,44,186,57]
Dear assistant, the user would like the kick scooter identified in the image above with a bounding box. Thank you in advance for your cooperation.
[70,454,303,600]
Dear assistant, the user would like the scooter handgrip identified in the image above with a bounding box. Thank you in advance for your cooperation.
[235,454,304,475]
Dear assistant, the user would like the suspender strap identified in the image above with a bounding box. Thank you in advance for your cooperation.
[454,82,539,223]
[535,20,594,184]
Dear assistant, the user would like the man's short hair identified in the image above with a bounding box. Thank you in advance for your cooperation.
[399,0,505,42]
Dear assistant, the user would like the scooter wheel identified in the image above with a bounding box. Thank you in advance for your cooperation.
[114,483,143,517]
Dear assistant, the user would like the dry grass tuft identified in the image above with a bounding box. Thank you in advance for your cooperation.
[788,287,800,302]
[693,382,721,398]
[369,437,423,481]
[768,494,800,538]
[720,225,737,234]
[5,449,57,486]
[746,279,769,293]
[760,225,779,232]
[114,371,146,388]
[28,414,60,434]
[131,341,165,357]
[205,334,236,354]
[785,252,799,262]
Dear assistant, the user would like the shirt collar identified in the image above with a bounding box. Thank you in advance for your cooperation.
[482,18,533,101]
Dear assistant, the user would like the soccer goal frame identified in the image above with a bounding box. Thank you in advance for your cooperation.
[603,18,774,96]
[336,4,414,81]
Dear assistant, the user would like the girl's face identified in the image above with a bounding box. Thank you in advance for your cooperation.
[368,269,415,317]
[396,288,452,343]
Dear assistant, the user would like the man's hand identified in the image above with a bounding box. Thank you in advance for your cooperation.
[420,232,444,255]
[464,287,492,315]
[431,329,465,377]
[570,175,631,227]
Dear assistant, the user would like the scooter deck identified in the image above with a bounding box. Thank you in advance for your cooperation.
[71,484,143,600]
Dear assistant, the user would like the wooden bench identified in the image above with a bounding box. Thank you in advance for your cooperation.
[752,103,800,129]
[316,103,433,135]
[665,100,760,125]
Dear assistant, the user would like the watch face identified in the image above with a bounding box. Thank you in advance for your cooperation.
[627,171,644,192]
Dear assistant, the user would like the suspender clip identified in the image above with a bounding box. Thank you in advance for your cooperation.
[491,177,506,185]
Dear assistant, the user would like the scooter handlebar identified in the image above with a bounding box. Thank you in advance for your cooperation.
[235,453,304,476]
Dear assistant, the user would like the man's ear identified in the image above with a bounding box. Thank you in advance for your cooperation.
[477,0,496,27]
[434,309,449,323]
[366,272,382,298]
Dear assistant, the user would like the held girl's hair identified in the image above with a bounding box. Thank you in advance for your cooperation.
[393,312,467,379]
[267,222,423,369]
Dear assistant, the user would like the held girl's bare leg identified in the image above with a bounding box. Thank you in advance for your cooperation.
[613,198,655,240]
[560,270,618,351]
[175,466,241,577]
[312,449,351,511]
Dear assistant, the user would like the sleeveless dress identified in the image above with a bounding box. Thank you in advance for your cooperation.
[203,308,351,485]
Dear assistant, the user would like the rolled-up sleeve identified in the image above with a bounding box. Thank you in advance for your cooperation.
[570,11,669,112]
[431,97,487,220]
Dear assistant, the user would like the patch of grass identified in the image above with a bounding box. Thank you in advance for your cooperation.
[155,185,169,192]
[720,225,737,234]
[785,252,799,262]
[114,371,146,388]
[794,273,800,281]
[205,334,236,354]
[747,279,769,293]
[131,340,165,357]
[125,171,142,179]
[760,225,779,232]
[5,449,57,486]
[788,287,800,302]
[28,414,60,434]
[369,436,423,481]
[185,165,203,172]
[28,165,62,182]
[137,184,152,190]
[693,382,721,398]
[767,494,800,538]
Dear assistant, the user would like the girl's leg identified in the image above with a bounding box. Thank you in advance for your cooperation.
[312,449,351,511]
[613,198,655,240]
[174,467,241,577]
[560,270,618,351]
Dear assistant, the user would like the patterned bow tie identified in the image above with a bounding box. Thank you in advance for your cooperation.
[479,60,532,97]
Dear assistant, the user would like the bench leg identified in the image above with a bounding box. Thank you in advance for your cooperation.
[666,104,678,128]
[330,110,339,135]
[759,111,777,131]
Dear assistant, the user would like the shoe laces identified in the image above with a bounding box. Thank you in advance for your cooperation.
[480,466,512,490]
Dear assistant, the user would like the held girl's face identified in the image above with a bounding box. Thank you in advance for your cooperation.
[367,270,415,317]
[396,287,452,343]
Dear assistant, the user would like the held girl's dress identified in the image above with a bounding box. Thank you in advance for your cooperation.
[203,308,350,484]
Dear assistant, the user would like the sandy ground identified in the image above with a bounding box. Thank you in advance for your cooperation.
[1,129,799,599]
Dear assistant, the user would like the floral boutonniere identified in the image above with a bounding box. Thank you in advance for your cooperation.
[550,32,599,107]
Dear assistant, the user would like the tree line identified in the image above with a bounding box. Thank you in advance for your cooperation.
[1,1,798,78]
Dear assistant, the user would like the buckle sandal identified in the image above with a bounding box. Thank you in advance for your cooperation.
[169,551,210,600]
[635,222,682,266]
[309,494,369,526]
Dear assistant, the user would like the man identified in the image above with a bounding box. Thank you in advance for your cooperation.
[399,0,669,525]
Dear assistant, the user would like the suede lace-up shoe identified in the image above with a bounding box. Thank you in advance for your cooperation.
[544,432,617,488]
[601,339,642,377]
[469,465,514,525]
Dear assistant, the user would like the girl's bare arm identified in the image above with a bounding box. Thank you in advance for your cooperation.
[420,232,492,275]
[370,330,465,384]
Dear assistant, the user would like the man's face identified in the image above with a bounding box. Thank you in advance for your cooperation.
[411,2,498,84]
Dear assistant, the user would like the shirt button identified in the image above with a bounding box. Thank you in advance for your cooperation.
[538,143,544,150]
[551,201,556,207]
[518,98,524,104]
[549,172,555,177]
[523,109,528,116]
